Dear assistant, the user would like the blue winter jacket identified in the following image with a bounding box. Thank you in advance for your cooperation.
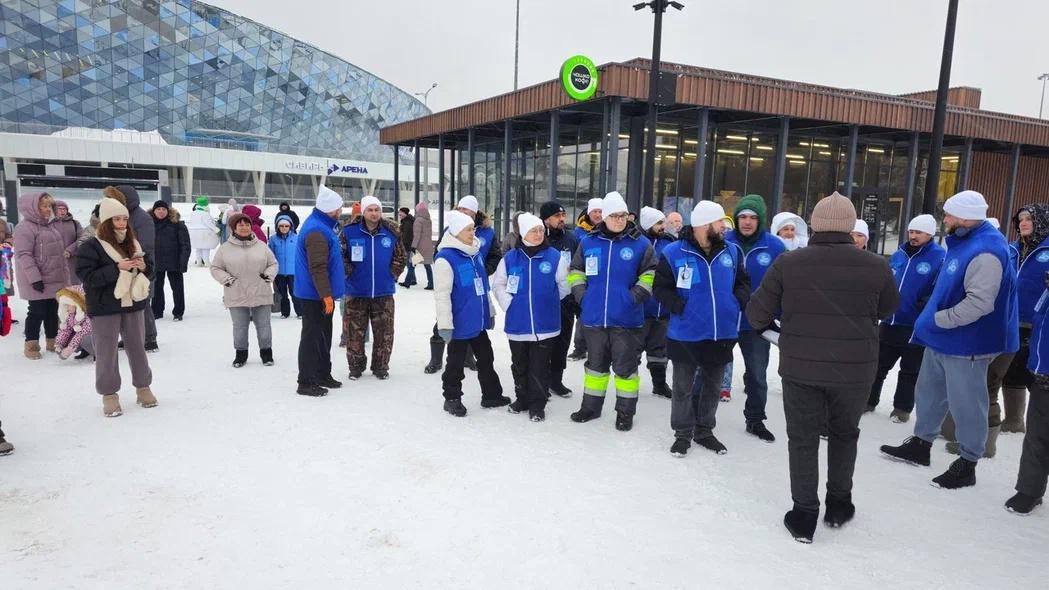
[662,240,742,342]
[294,208,346,301]
[343,220,398,298]
[912,221,1019,357]
[644,233,676,319]
[568,223,656,329]
[1026,286,1049,376]
[501,246,564,338]
[268,215,298,276]
[1009,236,1049,325]
[725,230,786,331]
[884,241,946,328]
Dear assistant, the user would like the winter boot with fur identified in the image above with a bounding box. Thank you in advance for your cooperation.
[1001,387,1027,433]
[102,394,123,417]
[424,338,444,374]
[24,341,42,360]
[45,338,56,352]
[136,387,158,408]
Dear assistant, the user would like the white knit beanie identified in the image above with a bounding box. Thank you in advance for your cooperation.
[907,214,937,236]
[587,198,604,213]
[853,219,870,239]
[456,195,480,214]
[446,210,474,236]
[360,195,382,211]
[691,200,725,227]
[315,186,343,213]
[602,191,628,217]
[517,213,544,244]
[98,197,129,224]
[639,206,665,231]
[942,190,988,221]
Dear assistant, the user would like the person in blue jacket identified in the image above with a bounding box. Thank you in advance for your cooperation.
[725,194,786,443]
[867,214,945,423]
[654,201,750,457]
[540,200,578,398]
[268,214,301,319]
[1007,269,1049,515]
[637,206,676,399]
[434,210,509,417]
[341,196,407,380]
[567,191,656,432]
[568,198,604,362]
[293,187,347,397]
[882,190,1019,490]
[492,213,570,422]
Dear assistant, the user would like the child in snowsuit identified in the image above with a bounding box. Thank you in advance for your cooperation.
[55,285,93,360]
[434,211,509,417]
[491,213,571,422]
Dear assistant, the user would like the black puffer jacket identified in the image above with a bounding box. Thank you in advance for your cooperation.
[153,215,191,273]
[745,231,899,388]
[75,237,155,317]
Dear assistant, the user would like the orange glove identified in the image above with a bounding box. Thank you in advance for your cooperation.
[323,296,335,315]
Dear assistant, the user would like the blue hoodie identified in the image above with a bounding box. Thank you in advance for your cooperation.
[884,241,946,328]
[268,214,298,276]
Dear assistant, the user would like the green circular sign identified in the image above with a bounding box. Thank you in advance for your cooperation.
[560,55,599,101]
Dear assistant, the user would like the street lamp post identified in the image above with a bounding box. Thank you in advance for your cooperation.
[921,0,959,216]
[1039,73,1049,119]
[514,0,521,90]
[414,83,438,205]
[635,1,683,209]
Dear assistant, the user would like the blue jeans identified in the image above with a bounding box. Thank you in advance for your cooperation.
[404,264,417,285]
[721,360,733,392]
[914,350,992,463]
[738,330,771,424]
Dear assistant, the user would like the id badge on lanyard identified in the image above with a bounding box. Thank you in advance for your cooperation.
[585,255,599,276]
[506,274,521,295]
[474,275,485,296]
[351,242,365,262]
[677,265,693,289]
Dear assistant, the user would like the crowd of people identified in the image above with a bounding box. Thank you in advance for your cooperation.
[2,183,1048,545]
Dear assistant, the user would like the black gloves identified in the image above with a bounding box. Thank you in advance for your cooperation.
[32,281,45,292]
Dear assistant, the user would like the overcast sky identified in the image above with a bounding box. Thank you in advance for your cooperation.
[211,0,1049,118]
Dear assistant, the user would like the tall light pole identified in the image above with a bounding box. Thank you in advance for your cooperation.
[635,1,684,209]
[1039,73,1049,119]
[921,0,959,216]
[415,83,438,203]
[514,0,521,90]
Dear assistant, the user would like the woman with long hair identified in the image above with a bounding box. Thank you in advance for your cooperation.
[75,196,157,417]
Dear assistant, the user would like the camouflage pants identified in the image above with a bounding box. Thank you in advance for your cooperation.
[343,295,395,373]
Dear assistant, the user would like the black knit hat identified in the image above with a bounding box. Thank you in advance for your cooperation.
[152,199,170,210]
[539,201,565,220]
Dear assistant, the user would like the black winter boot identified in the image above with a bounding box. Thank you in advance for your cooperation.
[823,494,855,528]
[784,508,818,544]
[549,371,573,398]
[1005,492,1043,515]
[444,398,467,417]
[260,348,274,366]
[880,436,932,466]
[650,365,671,398]
[480,395,512,409]
[615,412,634,431]
[296,384,328,397]
[571,394,604,423]
[931,457,976,489]
[232,349,248,368]
[746,421,776,443]
[424,338,445,374]
[695,434,728,455]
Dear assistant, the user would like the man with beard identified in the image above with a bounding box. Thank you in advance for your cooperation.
[655,201,749,456]
[665,211,684,238]
[748,192,898,543]
[540,201,578,398]
[568,192,656,431]
[725,194,787,443]
[867,214,945,423]
[882,191,1018,491]
[638,206,677,399]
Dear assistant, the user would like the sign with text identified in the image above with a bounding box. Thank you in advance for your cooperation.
[326,161,371,177]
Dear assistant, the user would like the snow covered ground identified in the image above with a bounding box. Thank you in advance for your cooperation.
[0,267,1044,589]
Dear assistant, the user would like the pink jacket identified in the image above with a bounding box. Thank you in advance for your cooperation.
[53,200,84,286]
[241,205,268,243]
[14,193,73,301]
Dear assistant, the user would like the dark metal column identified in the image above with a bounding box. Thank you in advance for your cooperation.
[899,132,921,246]
[549,110,560,204]
[626,117,646,212]
[923,0,960,215]
[692,108,709,201]
[438,135,445,233]
[771,116,790,213]
[467,128,476,196]
[607,97,622,194]
[413,141,420,205]
[449,148,456,202]
[503,120,513,236]
[598,101,609,199]
[958,137,974,190]
[1003,144,1022,235]
[844,125,859,198]
[392,145,400,210]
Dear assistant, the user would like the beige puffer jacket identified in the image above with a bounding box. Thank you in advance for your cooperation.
[209,233,278,308]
